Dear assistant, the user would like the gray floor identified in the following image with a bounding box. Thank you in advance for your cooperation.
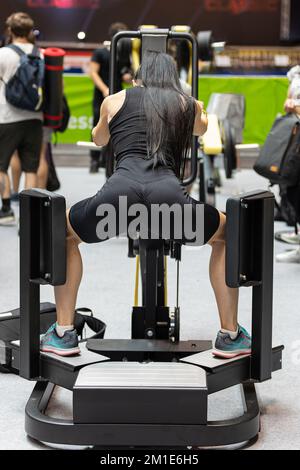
[0,166,299,450]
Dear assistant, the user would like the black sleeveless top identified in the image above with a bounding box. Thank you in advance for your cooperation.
[108,86,174,180]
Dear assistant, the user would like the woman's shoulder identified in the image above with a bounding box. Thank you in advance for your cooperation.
[110,89,127,100]
[106,89,127,107]
[106,90,127,123]
[108,86,143,104]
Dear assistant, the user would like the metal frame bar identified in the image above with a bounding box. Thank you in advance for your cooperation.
[132,239,168,340]
[19,190,66,380]
[139,239,159,337]
[251,195,274,381]
[20,192,41,379]
[226,191,276,382]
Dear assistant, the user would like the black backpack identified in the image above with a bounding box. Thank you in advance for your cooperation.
[280,122,300,186]
[4,44,44,112]
[254,113,300,185]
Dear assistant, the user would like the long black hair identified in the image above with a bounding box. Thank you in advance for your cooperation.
[136,51,195,177]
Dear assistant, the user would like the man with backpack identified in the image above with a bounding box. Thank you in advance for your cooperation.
[0,12,43,225]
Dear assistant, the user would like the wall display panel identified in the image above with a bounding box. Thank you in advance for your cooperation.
[1,0,282,45]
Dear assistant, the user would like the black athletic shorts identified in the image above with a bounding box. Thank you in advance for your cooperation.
[69,169,220,246]
[0,119,43,173]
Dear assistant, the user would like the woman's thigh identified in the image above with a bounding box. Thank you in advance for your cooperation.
[145,176,220,245]
[68,172,142,244]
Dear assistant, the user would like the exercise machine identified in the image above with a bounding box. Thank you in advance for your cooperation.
[0,29,283,449]
[200,93,246,206]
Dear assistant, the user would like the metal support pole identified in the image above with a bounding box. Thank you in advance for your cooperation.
[20,194,41,380]
[139,239,159,338]
[199,155,206,203]
[251,196,274,381]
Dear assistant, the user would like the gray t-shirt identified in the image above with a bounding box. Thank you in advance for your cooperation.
[0,42,43,124]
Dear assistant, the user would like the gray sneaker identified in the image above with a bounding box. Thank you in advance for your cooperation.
[40,323,80,356]
[213,325,251,359]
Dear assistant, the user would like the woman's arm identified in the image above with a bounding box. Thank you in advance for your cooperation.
[92,97,111,146]
[92,90,126,146]
[89,61,109,97]
[193,100,208,136]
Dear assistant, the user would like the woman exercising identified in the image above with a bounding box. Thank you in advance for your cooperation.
[41,51,251,358]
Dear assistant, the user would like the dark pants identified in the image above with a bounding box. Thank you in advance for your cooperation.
[69,166,220,245]
[0,119,42,173]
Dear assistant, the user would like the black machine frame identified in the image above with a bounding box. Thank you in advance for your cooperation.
[5,28,283,449]
[17,188,283,447]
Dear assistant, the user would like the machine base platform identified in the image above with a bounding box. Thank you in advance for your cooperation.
[25,380,260,448]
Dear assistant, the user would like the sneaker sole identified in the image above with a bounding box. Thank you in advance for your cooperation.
[277,236,300,245]
[212,348,251,359]
[276,254,300,263]
[41,346,81,357]
[0,217,16,226]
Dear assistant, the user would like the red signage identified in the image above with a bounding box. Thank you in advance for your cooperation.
[204,0,279,14]
[27,0,100,8]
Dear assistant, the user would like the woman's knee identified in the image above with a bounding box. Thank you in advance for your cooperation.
[66,209,82,245]
[208,211,226,245]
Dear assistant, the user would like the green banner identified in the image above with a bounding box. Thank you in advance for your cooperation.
[57,75,94,144]
[198,76,289,145]
[57,75,289,146]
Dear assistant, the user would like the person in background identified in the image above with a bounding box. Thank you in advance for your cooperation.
[7,27,57,199]
[88,22,132,173]
[284,65,300,115]
[10,126,53,199]
[0,12,43,224]
[275,66,300,263]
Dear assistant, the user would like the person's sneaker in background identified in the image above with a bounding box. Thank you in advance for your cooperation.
[40,323,80,356]
[279,232,300,244]
[213,325,251,359]
[276,248,300,263]
[0,208,15,226]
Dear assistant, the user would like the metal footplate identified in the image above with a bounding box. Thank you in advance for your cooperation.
[180,346,283,393]
[73,362,208,425]
[87,338,211,361]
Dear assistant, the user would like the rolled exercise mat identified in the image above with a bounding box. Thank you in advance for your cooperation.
[43,48,65,129]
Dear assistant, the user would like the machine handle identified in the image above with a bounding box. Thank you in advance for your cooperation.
[109,31,141,93]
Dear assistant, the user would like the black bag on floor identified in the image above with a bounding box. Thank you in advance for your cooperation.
[280,123,300,186]
[254,113,300,185]
[0,302,106,373]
